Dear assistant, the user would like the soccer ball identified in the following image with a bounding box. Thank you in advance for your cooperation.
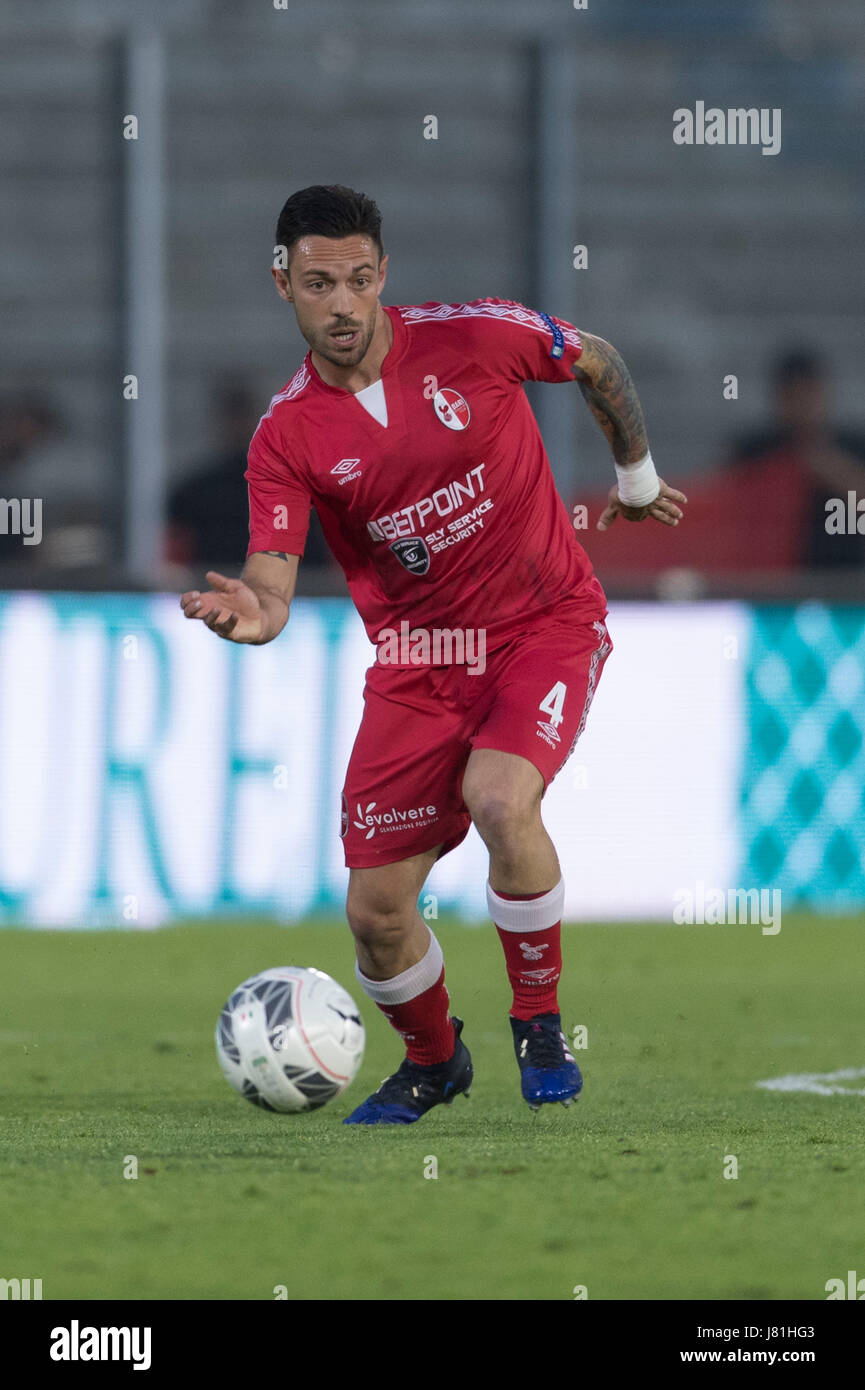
[215,966,365,1113]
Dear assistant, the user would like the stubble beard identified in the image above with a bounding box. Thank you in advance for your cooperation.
[312,312,378,370]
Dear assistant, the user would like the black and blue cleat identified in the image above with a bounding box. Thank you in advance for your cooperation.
[343,1017,473,1125]
[510,1013,582,1112]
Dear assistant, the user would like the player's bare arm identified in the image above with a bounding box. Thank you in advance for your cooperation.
[572,330,688,531]
[180,550,299,644]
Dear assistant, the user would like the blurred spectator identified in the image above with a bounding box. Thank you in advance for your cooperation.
[576,348,865,579]
[166,379,332,570]
[0,397,59,471]
[725,351,865,568]
[0,395,112,569]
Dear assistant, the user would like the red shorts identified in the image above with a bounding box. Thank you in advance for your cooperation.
[340,616,612,868]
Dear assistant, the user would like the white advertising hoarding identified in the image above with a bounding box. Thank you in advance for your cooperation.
[0,595,747,926]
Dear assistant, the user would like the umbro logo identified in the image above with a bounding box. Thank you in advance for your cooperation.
[331,458,362,485]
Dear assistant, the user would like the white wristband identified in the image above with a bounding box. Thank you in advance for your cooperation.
[614,450,660,507]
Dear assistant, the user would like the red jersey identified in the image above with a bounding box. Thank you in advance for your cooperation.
[246,298,607,658]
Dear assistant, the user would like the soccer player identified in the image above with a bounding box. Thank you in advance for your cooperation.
[181,185,686,1123]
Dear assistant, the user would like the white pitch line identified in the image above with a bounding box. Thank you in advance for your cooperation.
[756,1067,865,1097]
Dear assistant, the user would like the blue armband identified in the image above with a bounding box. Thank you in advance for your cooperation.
[537,311,565,359]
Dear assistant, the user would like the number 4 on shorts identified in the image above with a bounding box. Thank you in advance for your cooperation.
[539,681,567,728]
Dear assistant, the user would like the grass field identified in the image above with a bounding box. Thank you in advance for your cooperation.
[1,914,863,1301]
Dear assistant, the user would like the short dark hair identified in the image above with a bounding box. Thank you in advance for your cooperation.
[771,349,825,387]
[275,185,384,269]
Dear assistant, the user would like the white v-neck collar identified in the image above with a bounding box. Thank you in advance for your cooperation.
[353,378,388,428]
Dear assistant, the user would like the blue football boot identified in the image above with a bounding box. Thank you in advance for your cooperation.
[343,1017,473,1125]
[510,1013,582,1111]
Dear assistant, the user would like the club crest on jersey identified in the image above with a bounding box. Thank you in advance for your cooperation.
[433,388,471,431]
[389,537,430,575]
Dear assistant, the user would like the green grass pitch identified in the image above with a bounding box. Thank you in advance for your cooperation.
[1,915,863,1301]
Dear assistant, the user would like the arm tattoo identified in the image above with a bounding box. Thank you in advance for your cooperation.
[571,336,648,465]
[260,550,289,560]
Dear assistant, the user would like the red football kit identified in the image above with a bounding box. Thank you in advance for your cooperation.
[246,298,612,868]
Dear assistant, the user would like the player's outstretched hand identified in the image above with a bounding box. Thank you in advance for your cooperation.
[596,478,688,531]
[180,571,264,643]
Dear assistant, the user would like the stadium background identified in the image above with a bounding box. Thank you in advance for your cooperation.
[2,0,863,925]
[4,0,865,1315]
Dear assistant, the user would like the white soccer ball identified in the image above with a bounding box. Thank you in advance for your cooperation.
[215,966,365,1113]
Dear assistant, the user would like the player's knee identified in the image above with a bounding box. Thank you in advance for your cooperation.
[345,888,414,948]
[465,786,536,849]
